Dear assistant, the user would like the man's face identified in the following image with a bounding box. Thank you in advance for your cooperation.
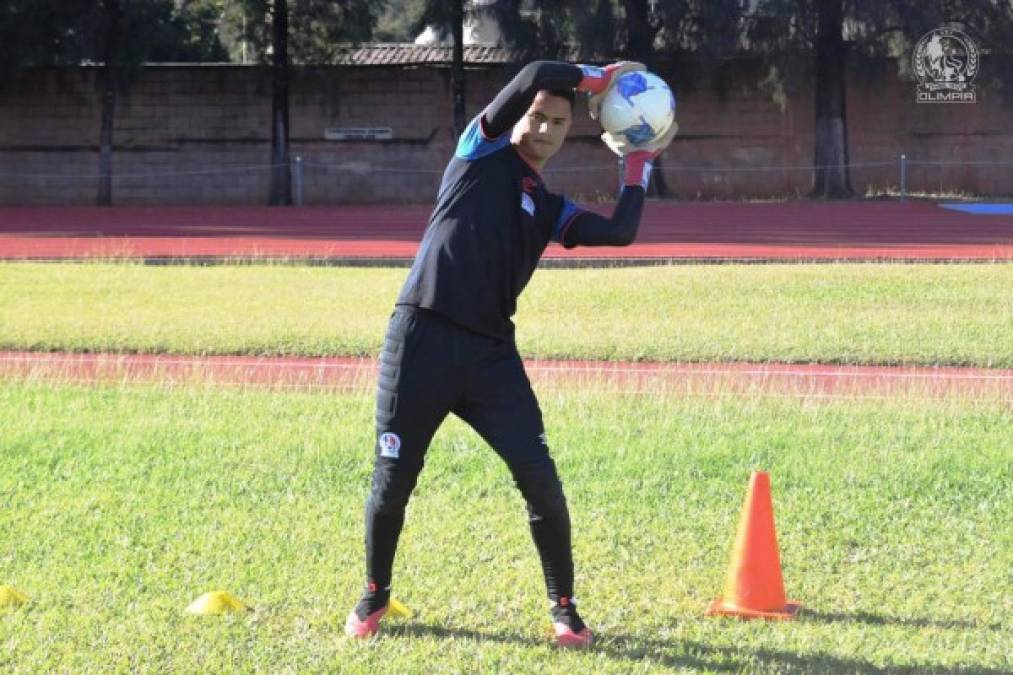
[511,91,572,167]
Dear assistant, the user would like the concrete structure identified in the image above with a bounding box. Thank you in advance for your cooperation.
[0,51,1009,205]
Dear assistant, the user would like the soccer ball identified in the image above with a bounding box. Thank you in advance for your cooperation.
[599,71,676,147]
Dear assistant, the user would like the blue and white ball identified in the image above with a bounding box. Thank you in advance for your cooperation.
[599,71,676,147]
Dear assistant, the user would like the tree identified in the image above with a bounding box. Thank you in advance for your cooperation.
[811,0,849,197]
[225,0,382,204]
[373,0,424,41]
[748,0,1013,199]
[623,0,662,67]
[0,1,88,80]
[2,0,226,205]
[744,0,851,197]
[92,1,228,204]
[407,2,605,135]
[4,1,227,205]
[576,1,744,197]
[403,0,469,136]
[451,0,466,136]
[270,0,292,206]
[96,0,124,206]
[571,0,618,60]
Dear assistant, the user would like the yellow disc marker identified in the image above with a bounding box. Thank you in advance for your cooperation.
[0,585,29,609]
[387,597,413,619]
[185,591,251,615]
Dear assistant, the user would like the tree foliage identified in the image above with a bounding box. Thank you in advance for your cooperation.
[743,0,1013,197]
[373,0,426,41]
[746,0,1013,93]
[0,0,231,206]
[0,0,227,80]
[220,0,383,63]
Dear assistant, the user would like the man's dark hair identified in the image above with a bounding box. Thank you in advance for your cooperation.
[544,88,575,107]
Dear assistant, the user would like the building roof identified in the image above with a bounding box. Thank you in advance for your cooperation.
[335,43,521,66]
[333,43,584,66]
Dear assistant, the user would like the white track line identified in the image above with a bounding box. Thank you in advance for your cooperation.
[1,353,1011,380]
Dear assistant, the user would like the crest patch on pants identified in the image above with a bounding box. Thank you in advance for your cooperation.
[379,432,401,459]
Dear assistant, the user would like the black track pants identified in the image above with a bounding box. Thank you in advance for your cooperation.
[362,306,574,603]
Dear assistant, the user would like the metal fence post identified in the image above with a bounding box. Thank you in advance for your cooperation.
[899,153,907,202]
[293,155,304,206]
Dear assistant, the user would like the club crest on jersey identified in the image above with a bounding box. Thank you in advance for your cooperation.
[521,176,538,193]
[379,432,401,459]
[521,192,535,216]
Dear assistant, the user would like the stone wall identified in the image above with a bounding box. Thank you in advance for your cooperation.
[0,60,1010,205]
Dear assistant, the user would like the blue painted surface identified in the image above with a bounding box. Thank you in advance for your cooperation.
[940,203,1013,215]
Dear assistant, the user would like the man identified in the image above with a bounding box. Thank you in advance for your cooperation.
[346,60,676,648]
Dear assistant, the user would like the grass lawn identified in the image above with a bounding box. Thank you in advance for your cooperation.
[1,382,1009,672]
[1,262,1011,366]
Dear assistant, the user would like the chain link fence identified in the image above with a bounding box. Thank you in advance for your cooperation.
[1,156,1011,205]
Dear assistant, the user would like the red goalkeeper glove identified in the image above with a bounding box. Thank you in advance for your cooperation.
[576,62,647,120]
[619,121,679,189]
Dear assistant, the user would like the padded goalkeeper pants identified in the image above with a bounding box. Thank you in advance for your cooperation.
[361,305,575,604]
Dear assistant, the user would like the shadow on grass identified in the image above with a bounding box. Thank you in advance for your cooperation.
[802,608,1001,632]
[390,622,1005,674]
[389,622,728,671]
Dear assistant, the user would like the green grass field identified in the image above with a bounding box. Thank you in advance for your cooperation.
[1,383,1009,673]
[2,260,1010,672]
[1,262,1011,366]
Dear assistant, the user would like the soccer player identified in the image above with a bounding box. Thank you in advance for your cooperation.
[345,60,676,648]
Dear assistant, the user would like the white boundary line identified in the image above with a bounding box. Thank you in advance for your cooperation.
[1,353,1011,382]
[5,378,1008,404]
[1,352,1013,379]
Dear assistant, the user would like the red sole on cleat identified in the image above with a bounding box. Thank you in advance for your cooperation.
[345,606,388,639]
[554,624,593,649]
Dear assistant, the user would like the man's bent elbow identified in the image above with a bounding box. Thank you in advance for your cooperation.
[613,226,638,246]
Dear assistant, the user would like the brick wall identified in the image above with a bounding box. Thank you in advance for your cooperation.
[0,60,1010,205]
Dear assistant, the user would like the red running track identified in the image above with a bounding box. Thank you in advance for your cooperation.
[1,201,1011,261]
[2,352,1010,401]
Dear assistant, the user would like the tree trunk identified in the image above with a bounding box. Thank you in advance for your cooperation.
[623,0,669,197]
[623,0,655,68]
[451,0,466,137]
[97,71,116,206]
[97,0,122,207]
[269,0,292,206]
[811,0,852,198]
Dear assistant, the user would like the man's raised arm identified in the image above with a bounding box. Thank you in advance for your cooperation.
[481,62,580,138]
[481,61,643,138]
[557,122,679,248]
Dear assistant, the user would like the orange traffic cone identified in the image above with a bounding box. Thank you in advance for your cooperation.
[707,471,801,620]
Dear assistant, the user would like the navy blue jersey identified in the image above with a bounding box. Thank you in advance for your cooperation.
[394,60,646,341]
[396,115,583,340]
